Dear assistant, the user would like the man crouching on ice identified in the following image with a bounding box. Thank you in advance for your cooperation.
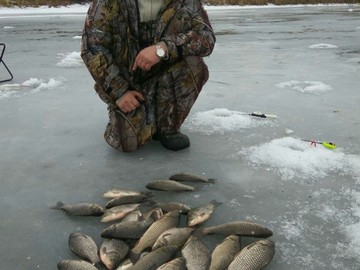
[81,0,215,152]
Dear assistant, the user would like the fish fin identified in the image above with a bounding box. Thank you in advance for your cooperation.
[50,201,65,210]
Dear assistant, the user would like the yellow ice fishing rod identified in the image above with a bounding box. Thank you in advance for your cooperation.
[242,112,278,119]
[301,139,337,149]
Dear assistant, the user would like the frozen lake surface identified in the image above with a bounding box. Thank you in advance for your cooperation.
[1,4,360,269]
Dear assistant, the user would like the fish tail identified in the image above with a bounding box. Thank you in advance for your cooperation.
[129,249,141,264]
[210,199,223,207]
[192,228,205,239]
[50,201,65,210]
[142,191,154,198]
[100,228,110,238]
[94,262,102,268]
[207,178,217,183]
[142,199,156,207]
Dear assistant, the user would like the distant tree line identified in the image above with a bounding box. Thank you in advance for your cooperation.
[0,0,358,7]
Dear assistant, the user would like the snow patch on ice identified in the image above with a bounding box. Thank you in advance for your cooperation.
[0,86,18,99]
[228,198,242,209]
[275,80,332,94]
[56,51,83,68]
[275,186,360,268]
[22,77,66,93]
[72,36,82,39]
[341,189,360,259]
[285,128,294,134]
[184,108,275,135]
[309,43,338,49]
[345,222,360,258]
[3,26,14,29]
[239,137,360,180]
[0,77,66,99]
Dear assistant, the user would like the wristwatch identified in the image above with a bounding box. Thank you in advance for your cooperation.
[155,43,166,60]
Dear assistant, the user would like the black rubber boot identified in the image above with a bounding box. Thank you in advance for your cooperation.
[159,132,190,151]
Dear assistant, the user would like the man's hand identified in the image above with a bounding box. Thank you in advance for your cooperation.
[116,91,144,113]
[132,45,160,71]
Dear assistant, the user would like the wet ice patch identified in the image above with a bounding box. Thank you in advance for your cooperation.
[239,137,360,180]
[184,108,275,135]
[56,51,83,68]
[309,43,338,49]
[275,80,332,94]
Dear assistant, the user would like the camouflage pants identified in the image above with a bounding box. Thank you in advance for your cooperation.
[104,57,208,152]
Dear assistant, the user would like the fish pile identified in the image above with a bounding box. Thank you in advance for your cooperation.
[53,173,275,270]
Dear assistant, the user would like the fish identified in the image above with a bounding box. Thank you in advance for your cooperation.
[68,233,100,265]
[50,201,104,216]
[101,219,155,239]
[228,239,275,270]
[157,257,187,270]
[146,180,195,191]
[128,246,178,270]
[99,239,129,270]
[187,200,222,227]
[200,221,273,238]
[121,210,143,222]
[115,253,150,270]
[57,259,98,270]
[181,235,210,270]
[103,189,151,199]
[154,202,191,214]
[130,210,180,262]
[152,227,195,250]
[143,207,164,221]
[209,235,241,270]
[169,173,216,183]
[115,258,133,269]
[105,194,153,209]
[101,203,141,223]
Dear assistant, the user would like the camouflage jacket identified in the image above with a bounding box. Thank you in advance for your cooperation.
[81,0,216,104]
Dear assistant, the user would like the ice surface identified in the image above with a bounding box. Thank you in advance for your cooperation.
[0,4,359,270]
[275,80,333,94]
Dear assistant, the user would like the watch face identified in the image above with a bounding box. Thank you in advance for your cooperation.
[156,45,165,58]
